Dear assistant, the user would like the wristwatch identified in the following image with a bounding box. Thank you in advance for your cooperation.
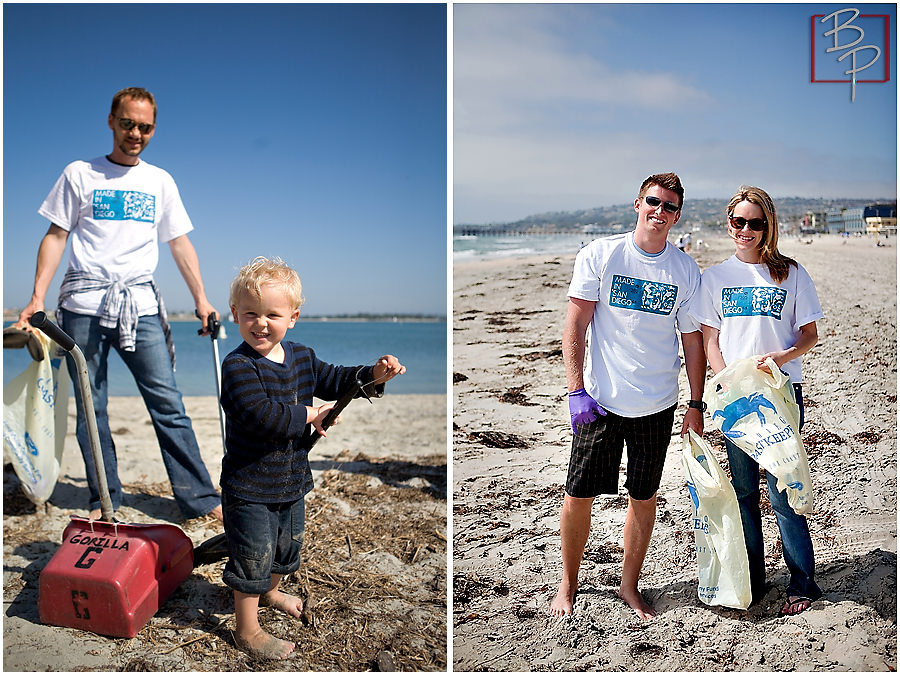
[688,399,707,412]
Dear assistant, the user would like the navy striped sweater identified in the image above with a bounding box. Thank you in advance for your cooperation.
[219,340,379,503]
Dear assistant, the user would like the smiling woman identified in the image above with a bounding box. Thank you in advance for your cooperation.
[694,184,824,617]
[725,186,798,285]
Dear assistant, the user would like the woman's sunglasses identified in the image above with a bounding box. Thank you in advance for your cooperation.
[644,195,681,214]
[729,215,767,232]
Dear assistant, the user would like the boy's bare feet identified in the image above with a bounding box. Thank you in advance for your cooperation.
[549,582,577,616]
[233,628,295,660]
[261,589,305,618]
[618,586,657,620]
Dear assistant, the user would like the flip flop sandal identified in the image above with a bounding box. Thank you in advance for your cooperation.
[781,596,812,615]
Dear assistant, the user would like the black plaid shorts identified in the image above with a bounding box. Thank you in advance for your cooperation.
[565,404,676,501]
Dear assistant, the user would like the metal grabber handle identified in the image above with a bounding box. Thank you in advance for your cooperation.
[197,310,227,447]
[30,311,115,522]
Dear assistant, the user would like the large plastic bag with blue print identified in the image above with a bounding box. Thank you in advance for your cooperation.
[3,330,70,504]
[681,429,751,609]
[704,356,813,515]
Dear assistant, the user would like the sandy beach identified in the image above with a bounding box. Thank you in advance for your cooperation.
[453,233,896,671]
[4,392,447,671]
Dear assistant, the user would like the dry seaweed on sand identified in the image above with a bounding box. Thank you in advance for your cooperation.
[3,455,447,672]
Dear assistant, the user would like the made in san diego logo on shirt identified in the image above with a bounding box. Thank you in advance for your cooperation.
[92,190,156,222]
[722,286,787,320]
[609,275,677,315]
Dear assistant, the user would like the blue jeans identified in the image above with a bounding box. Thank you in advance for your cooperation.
[221,492,305,595]
[725,383,822,602]
[60,309,220,519]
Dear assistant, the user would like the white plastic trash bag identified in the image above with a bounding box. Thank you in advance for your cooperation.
[704,356,813,515]
[3,330,70,504]
[681,429,752,609]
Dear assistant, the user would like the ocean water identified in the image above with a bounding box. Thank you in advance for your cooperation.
[453,232,599,262]
[3,319,446,396]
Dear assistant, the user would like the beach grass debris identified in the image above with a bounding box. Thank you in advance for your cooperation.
[466,430,530,449]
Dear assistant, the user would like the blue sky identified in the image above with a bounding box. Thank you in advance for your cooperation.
[454,3,897,224]
[3,3,447,316]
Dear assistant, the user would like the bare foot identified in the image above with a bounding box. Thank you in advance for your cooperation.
[233,628,295,660]
[261,589,304,619]
[207,504,224,522]
[617,586,657,620]
[88,508,116,521]
[549,582,577,616]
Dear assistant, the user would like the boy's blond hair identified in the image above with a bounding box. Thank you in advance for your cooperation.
[229,256,305,310]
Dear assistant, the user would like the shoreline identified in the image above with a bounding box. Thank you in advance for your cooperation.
[452,230,892,264]
[2,312,447,323]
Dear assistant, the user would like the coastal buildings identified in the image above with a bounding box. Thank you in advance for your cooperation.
[864,204,898,236]
[818,203,897,235]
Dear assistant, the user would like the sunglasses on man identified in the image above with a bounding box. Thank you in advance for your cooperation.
[729,215,767,231]
[644,195,681,214]
[117,117,155,134]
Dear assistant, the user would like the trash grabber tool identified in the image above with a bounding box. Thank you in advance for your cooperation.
[197,310,226,446]
[193,373,370,567]
[308,368,372,449]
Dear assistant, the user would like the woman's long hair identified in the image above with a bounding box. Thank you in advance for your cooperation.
[727,186,797,284]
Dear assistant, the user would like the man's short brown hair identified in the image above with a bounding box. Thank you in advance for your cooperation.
[638,172,684,208]
[110,87,157,122]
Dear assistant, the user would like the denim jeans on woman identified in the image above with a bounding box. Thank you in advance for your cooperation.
[725,382,822,603]
[60,308,220,518]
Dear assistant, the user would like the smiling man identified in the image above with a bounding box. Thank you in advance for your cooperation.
[16,87,223,524]
[550,172,706,620]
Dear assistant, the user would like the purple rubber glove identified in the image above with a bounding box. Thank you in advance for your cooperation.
[568,388,606,434]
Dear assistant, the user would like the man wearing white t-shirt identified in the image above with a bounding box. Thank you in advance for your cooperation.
[16,87,222,523]
[550,173,706,620]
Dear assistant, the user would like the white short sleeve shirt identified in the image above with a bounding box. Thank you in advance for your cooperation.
[39,156,193,316]
[568,232,701,417]
[692,255,823,383]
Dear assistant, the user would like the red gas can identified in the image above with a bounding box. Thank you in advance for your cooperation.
[38,516,194,637]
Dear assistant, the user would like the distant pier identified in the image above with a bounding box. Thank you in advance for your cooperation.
[454,227,609,236]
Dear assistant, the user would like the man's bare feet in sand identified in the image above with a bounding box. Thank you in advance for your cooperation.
[260,589,305,619]
[617,586,657,620]
[549,581,577,616]
[233,628,295,660]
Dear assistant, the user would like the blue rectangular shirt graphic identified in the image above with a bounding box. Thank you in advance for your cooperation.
[722,286,787,320]
[92,189,156,223]
[609,275,677,315]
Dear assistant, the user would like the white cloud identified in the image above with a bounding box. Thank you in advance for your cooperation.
[453,4,720,222]
[454,4,715,135]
